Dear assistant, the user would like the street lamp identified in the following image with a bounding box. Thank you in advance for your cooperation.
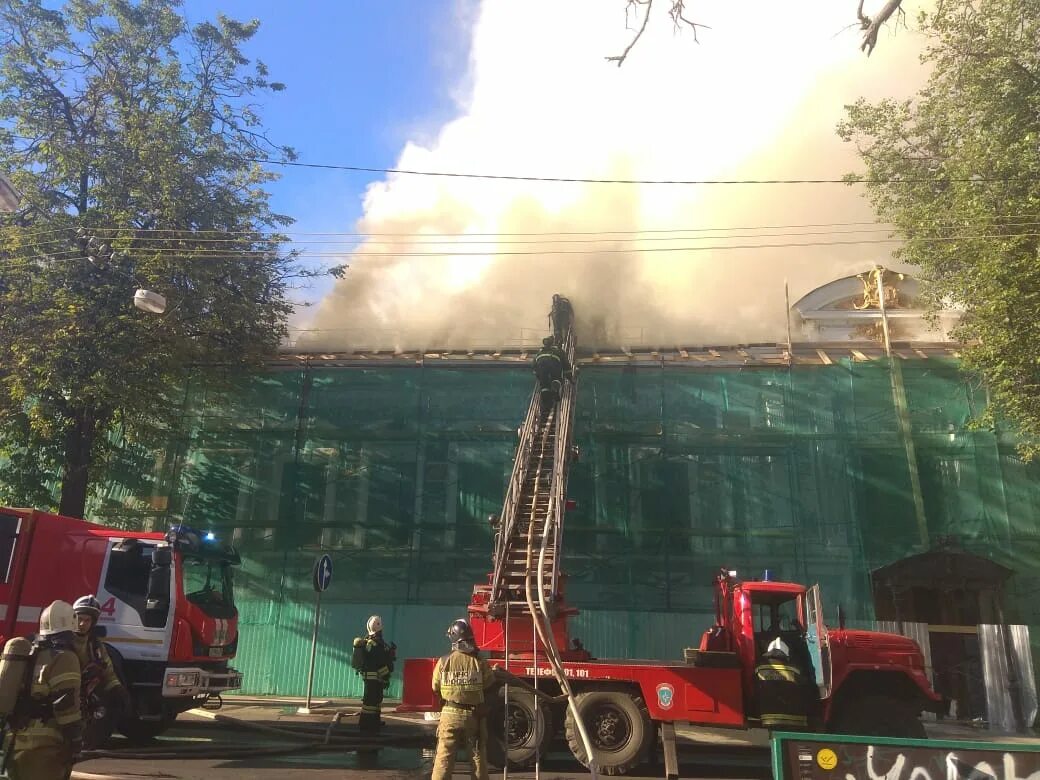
[134,288,167,314]
[76,228,167,315]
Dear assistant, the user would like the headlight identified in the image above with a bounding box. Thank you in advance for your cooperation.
[166,672,200,688]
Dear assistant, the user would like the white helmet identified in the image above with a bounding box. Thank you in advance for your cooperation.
[39,600,76,637]
[766,637,790,659]
[366,615,383,635]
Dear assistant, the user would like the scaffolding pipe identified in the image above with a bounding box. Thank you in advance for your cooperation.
[876,266,929,547]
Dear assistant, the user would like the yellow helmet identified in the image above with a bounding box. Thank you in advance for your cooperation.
[39,600,76,636]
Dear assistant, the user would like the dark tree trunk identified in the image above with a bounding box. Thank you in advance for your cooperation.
[58,407,97,518]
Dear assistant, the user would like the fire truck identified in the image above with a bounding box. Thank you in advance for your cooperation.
[399,296,945,775]
[0,507,243,741]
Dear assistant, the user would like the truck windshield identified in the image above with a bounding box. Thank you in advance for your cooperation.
[182,558,236,619]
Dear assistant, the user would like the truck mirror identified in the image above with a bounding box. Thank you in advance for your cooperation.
[837,604,846,630]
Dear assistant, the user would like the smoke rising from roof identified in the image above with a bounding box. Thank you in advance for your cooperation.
[301,1,928,350]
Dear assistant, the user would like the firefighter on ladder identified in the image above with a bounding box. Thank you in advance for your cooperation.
[353,616,395,733]
[755,637,809,730]
[431,618,495,780]
[72,595,129,748]
[3,600,83,780]
[533,336,570,414]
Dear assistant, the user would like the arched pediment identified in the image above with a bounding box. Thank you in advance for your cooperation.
[791,268,955,343]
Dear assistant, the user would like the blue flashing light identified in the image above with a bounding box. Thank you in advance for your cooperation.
[762,569,774,582]
[205,532,216,541]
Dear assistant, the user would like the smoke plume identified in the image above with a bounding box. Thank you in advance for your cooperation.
[301,0,929,350]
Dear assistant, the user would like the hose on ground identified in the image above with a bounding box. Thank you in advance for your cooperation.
[79,735,432,762]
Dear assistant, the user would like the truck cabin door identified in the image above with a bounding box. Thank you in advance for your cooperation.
[804,584,832,699]
[97,540,174,660]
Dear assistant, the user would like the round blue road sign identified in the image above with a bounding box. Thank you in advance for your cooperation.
[313,554,333,593]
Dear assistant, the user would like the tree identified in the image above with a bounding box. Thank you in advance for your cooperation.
[606,0,908,66]
[838,0,1040,456]
[0,0,314,516]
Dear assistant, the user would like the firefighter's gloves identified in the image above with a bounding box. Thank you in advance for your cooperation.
[388,642,398,661]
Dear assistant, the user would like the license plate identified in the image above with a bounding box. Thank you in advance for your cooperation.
[209,647,224,657]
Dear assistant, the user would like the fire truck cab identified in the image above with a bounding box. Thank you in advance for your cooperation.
[702,569,942,735]
[0,508,243,741]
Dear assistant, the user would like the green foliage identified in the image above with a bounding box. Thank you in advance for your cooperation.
[0,0,312,515]
[838,0,1040,457]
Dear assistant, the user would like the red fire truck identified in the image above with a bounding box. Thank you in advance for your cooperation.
[0,507,243,741]
[399,297,945,775]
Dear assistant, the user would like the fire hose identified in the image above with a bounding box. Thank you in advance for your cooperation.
[74,710,434,764]
[521,408,598,779]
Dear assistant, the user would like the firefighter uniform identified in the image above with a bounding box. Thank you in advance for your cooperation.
[755,659,809,730]
[71,633,122,699]
[355,631,394,733]
[431,649,496,780]
[72,632,127,748]
[9,645,83,780]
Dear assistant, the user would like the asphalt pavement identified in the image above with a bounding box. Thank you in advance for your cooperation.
[71,699,1038,780]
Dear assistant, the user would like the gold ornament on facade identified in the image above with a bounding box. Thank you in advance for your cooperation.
[853,268,906,310]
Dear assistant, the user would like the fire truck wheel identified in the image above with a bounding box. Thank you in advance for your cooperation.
[565,690,651,776]
[485,688,553,769]
[828,694,926,739]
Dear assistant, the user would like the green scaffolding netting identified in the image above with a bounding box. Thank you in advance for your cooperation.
[79,358,1040,697]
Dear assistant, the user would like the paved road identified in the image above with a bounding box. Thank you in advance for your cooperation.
[74,708,772,780]
[74,701,1032,780]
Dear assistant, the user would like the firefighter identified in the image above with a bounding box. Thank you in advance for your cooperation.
[7,600,83,780]
[754,637,809,730]
[352,615,395,733]
[431,618,495,780]
[551,293,573,337]
[71,595,129,748]
[533,336,570,412]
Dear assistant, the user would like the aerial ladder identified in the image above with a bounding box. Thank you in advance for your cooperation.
[467,294,588,662]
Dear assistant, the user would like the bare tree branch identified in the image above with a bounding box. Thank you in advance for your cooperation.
[858,0,905,56]
[606,0,654,67]
[668,1,710,43]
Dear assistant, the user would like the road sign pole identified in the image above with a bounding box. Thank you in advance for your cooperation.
[298,554,333,715]
[301,589,322,714]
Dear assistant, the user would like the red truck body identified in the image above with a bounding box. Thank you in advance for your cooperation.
[399,571,945,774]
[0,507,242,737]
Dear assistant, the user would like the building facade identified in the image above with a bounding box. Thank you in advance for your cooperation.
[87,273,1038,723]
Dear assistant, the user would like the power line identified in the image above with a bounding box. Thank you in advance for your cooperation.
[7,214,1040,242]
[245,157,1040,187]
[7,230,1040,263]
[13,224,917,254]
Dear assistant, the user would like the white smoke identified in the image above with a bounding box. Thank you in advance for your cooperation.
[301,0,929,350]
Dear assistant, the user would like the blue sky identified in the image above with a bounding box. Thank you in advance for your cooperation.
[181,0,473,307]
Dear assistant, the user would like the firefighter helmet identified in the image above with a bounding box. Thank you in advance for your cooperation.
[39,600,76,637]
[366,615,383,635]
[446,618,474,644]
[766,637,790,659]
[73,594,102,620]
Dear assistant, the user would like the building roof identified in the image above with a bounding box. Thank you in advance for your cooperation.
[271,341,961,369]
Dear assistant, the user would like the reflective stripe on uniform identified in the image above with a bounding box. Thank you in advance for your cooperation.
[47,672,80,687]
